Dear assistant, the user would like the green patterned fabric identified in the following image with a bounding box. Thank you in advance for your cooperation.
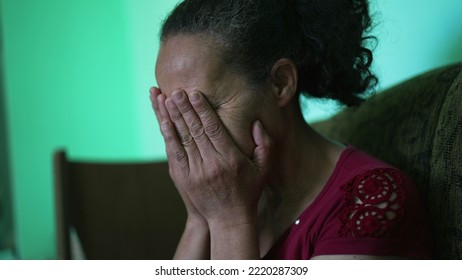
[313,63,462,259]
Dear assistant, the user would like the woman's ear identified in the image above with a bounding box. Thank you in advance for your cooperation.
[270,58,298,107]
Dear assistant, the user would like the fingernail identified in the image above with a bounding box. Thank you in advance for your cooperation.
[189,92,200,102]
[173,91,183,101]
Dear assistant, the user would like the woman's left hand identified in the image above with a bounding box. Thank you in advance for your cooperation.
[155,89,272,228]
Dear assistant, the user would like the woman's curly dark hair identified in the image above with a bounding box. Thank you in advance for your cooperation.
[161,0,377,107]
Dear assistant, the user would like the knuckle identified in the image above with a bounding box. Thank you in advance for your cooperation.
[163,132,176,143]
[207,158,242,183]
[169,149,187,164]
[204,123,222,138]
[207,165,226,182]
[174,150,187,162]
[179,132,194,146]
[190,124,205,139]
[160,122,174,139]
[169,112,183,123]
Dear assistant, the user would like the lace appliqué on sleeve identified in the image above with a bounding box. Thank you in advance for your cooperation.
[339,168,406,238]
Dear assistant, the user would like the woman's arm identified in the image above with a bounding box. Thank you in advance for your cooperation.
[208,216,260,259]
[174,218,210,259]
[150,87,211,259]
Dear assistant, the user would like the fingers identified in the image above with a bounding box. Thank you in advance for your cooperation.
[149,87,163,125]
[172,91,215,148]
[153,89,189,167]
[150,87,241,164]
[165,93,194,147]
[188,91,239,157]
[156,93,170,123]
[251,120,272,173]
[165,91,203,165]
[159,117,189,168]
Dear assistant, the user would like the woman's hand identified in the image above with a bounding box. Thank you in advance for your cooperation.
[150,87,206,223]
[150,87,272,259]
[151,87,210,259]
[156,88,272,224]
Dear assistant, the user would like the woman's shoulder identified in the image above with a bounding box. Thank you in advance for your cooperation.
[311,145,432,259]
[332,145,416,190]
[329,146,422,236]
[338,145,403,172]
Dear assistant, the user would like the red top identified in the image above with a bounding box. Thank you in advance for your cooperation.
[264,146,432,259]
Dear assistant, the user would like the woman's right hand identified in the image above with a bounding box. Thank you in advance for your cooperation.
[150,87,207,224]
[151,86,210,259]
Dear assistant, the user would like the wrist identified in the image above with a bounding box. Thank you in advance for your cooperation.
[185,215,209,230]
[207,207,257,232]
[175,216,210,260]
[208,214,260,260]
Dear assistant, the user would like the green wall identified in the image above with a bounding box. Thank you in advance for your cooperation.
[1,0,178,259]
[1,0,461,259]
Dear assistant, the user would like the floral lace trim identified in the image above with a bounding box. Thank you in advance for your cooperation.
[339,168,406,238]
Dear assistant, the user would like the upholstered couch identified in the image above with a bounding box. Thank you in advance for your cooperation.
[314,63,462,259]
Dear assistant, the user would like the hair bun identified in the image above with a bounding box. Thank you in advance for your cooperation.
[161,0,377,107]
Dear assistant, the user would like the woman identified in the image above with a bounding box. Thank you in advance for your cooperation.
[149,0,431,259]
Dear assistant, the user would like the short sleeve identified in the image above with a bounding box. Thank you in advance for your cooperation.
[313,168,431,259]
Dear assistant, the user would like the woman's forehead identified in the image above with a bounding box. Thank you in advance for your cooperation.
[155,35,226,92]
[156,35,225,74]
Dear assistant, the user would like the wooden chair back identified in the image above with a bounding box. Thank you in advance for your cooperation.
[54,150,186,259]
